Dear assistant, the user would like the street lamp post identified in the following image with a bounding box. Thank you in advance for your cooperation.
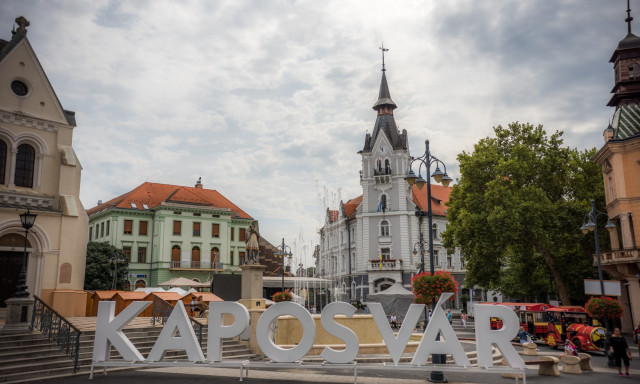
[274,238,293,292]
[580,199,616,367]
[109,251,125,290]
[406,139,452,383]
[13,209,37,298]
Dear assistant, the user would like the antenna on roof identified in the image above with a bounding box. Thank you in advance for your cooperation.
[627,0,634,35]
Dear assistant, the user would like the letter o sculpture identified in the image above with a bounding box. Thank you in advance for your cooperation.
[256,302,316,362]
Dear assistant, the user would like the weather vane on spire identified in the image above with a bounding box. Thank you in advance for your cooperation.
[379,42,389,72]
[627,0,634,35]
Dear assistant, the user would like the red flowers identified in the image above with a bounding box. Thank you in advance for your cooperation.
[272,291,293,303]
[411,271,459,304]
[585,296,623,319]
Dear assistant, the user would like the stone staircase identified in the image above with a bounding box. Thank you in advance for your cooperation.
[0,325,254,383]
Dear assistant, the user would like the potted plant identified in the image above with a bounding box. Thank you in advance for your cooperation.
[272,291,293,303]
[411,270,459,305]
[585,296,623,327]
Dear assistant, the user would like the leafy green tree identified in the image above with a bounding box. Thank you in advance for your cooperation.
[306,266,316,277]
[442,123,605,305]
[84,242,129,291]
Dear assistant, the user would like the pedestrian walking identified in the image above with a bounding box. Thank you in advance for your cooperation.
[609,327,632,377]
[460,312,468,329]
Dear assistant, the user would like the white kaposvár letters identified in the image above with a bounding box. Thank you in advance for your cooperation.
[368,302,424,365]
[320,302,359,364]
[92,301,151,362]
[475,303,525,368]
[411,293,470,366]
[147,301,204,362]
[256,302,316,362]
[207,301,249,362]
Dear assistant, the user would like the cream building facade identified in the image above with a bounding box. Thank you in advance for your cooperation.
[0,17,88,316]
[594,15,640,331]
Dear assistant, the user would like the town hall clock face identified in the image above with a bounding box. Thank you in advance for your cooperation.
[379,145,385,154]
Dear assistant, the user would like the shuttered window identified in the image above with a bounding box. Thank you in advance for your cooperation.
[139,221,148,236]
[239,251,246,265]
[212,224,220,237]
[173,220,181,235]
[138,247,147,263]
[171,245,181,262]
[239,228,246,242]
[230,228,234,241]
[124,220,133,235]
[193,222,201,237]
[123,246,132,261]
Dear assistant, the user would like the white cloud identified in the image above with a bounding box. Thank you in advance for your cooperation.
[0,0,624,265]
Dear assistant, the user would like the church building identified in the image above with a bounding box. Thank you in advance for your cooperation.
[593,6,640,331]
[0,17,89,316]
[316,57,473,307]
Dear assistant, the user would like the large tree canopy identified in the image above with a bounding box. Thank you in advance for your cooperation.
[442,123,605,304]
[84,242,129,291]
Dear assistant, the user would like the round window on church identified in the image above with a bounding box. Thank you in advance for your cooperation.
[11,80,29,96]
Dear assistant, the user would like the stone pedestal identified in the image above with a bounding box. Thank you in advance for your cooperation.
[238,264,266,310]
[249,308,266,355]
[1,296,34,334]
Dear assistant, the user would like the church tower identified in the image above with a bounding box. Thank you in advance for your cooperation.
[594,1,640,331]
[357,46,412,293]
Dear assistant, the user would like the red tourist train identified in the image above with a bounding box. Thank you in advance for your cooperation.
[484,302,606,352]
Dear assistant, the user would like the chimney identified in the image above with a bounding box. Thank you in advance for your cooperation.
[97,200,102,205]
[195,177,203,189]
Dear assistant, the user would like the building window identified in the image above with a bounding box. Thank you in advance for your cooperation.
[89,226,92,241]
[193,212,201,217]
[139,221,148,236]
[171,245,180,266]
[0,140,6,184]
[15,143,35,188]
[230,249,235,265]
[629,62,640,80]
[239,228,246,242]
[379,194,388,212]
[380,247,390,260]
[137,247,147,263]
[100,222,104,237]
[106,221,110,236]
[384,159,391,174]
[608,176,614,202]
[173,211,182,215]
[192,246,200,266]
[124,220,133,235]
[380,220,390,236]
[432,223,438,239]
[230,228,235,241]
[173,220,181,235]
[447,255,452,267]
[212,223,220,237]
[239,251,246,265]
[135,279,146,289]
[123,246,132,262]
[193,222,201,237]
[434,249,439,266]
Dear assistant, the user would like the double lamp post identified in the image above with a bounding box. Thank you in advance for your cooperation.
[274,238,293,292]
[405,139,452,383]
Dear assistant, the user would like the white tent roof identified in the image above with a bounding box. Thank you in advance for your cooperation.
[158,277,200,287]
[367,283,415,298]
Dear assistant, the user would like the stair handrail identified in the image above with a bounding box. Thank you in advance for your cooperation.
[30,295,82,372]
[151,295,204,345]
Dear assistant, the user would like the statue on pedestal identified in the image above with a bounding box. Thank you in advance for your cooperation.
[245,221,260,265]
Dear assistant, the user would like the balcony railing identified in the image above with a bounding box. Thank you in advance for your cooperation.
[368,259,402,271]
[596,249,640,265]
[170,260,222,269]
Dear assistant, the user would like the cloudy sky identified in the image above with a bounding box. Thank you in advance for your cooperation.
[0,0,628,266]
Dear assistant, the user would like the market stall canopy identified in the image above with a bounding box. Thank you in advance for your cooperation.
[366,283,417,323]
[157,277,201,288]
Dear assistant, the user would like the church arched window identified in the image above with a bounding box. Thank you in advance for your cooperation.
[15,143,35,188]
[0,140,6,185]
[385,159,391,174]
[380,219,390,236]
[432,223,438,239]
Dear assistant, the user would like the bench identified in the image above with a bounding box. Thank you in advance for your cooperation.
[558,353,592,374]
[522,342,537,356]
[501,356,559,379]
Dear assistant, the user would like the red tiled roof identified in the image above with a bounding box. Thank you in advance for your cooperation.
[86,182,253,219]
[412,184,451,216]
[343,195,363,219]
[328,209,339,223]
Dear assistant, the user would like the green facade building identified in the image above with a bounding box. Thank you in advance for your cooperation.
[86,179,254,288]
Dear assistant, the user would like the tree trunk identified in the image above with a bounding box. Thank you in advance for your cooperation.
[532,240,571,306]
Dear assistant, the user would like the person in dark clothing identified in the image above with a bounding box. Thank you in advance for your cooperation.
[609,327,632,377]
